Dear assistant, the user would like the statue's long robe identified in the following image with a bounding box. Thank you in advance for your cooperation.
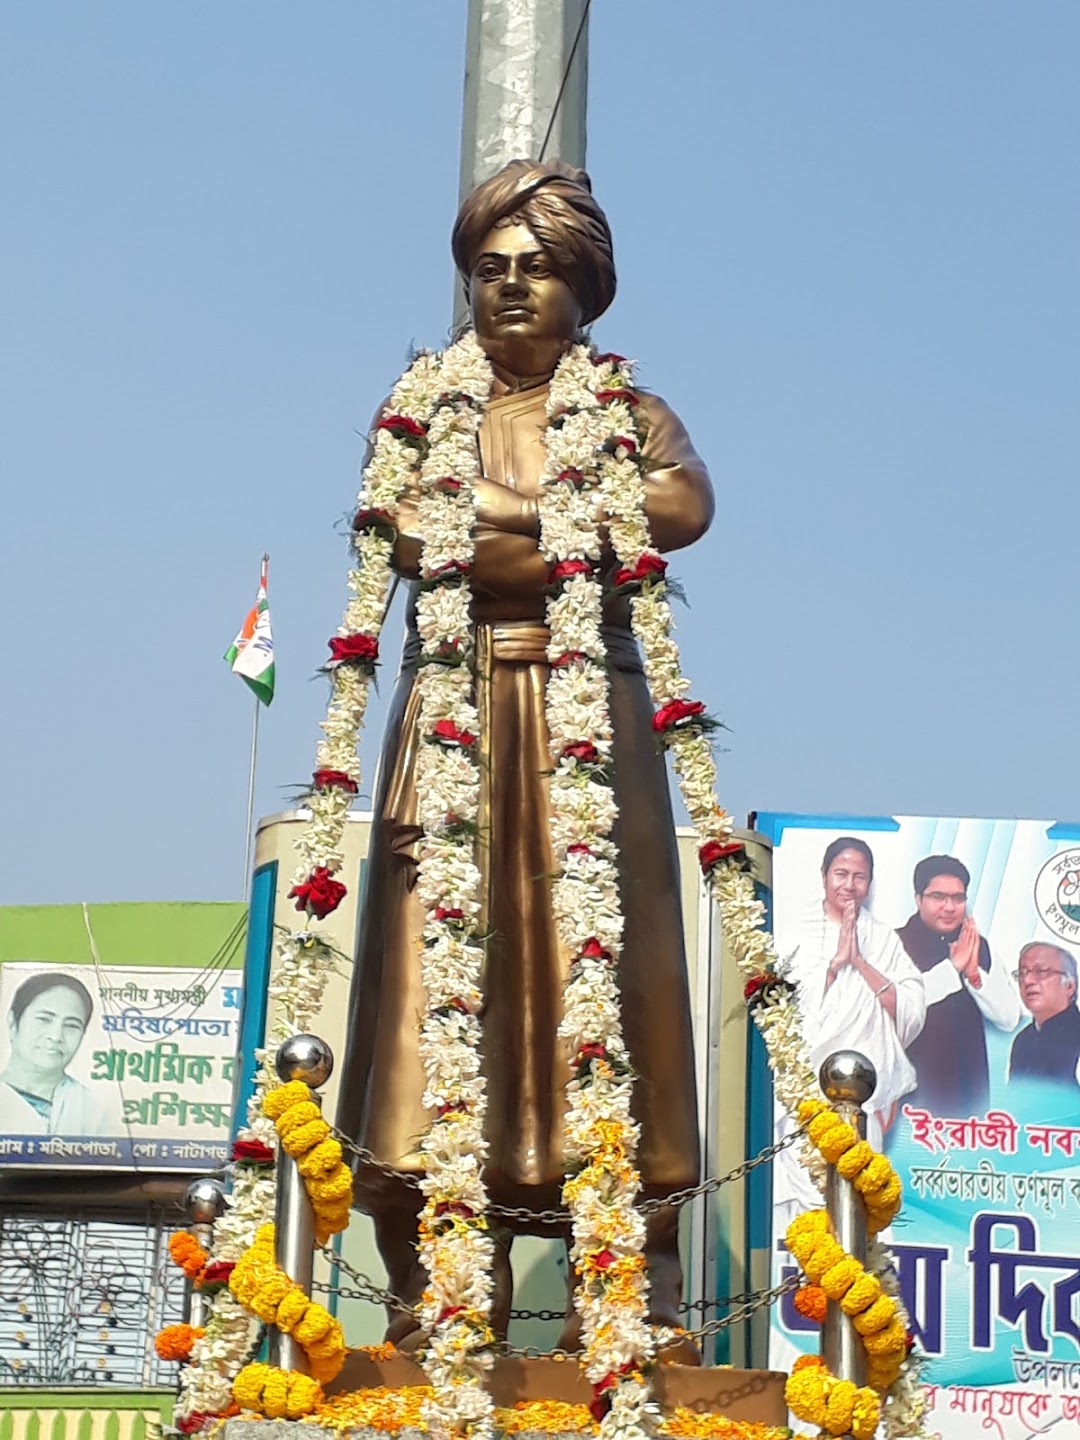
[337,378,713,1221]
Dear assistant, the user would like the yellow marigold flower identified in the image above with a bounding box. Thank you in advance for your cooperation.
[276,1287,310,1335]
[803,1236,845,1282]
[807,1111,840,1146]
[824,1378,858,1435]
[821,1256,859,1300]
[818,1121,858,1164]
[850,1387,882,1440]
[280,1117,329,1154]
[785,1368,827,1426]
[851,1294,896,1336]
[297,1138,344,1177]
[797,1097,829,1126]
[294,1306,333,1347]
[863,1317,907,1357]
[262,1081,311,1119]
[286,1373,323,1420]
[840,1272,881,1315]
[263,1368,289,1420]
[310,1167,353,1203]
[853,1155,893,1192]
[835,1139,874,1180]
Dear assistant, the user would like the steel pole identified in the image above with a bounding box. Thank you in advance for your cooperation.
[455,0,590,328]
[819,1051,877,1388]
[268,1035,336,1373]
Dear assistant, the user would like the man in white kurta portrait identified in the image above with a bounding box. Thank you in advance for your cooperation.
[774,836,927,1220]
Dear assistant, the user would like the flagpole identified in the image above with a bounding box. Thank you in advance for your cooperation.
[242,553,269,900]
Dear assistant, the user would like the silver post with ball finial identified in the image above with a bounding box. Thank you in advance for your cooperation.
[819,1050,877,1387]
[184,1177,226,1329]
[268,1034,334,1373]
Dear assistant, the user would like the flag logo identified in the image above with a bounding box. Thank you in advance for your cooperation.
[226,559,275,706]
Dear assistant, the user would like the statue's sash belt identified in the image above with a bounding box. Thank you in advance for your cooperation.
[400,620,643,671]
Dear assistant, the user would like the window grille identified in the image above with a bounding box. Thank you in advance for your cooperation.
[0,1210,185,1387]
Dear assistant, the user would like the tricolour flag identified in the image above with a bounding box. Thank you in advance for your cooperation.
[225,557,275,705]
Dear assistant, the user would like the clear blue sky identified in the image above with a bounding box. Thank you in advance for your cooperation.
[2,3,1077,905]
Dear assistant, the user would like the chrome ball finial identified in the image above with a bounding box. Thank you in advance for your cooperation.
[819,1050,877,1107]
[275,1034,334,1088]
[185,1176,227,1225]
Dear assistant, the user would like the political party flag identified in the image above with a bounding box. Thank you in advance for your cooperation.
[225,557,275,705]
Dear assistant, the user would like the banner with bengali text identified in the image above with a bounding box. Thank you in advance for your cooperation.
[757,814,1080,1438]
[0,961,242,1170]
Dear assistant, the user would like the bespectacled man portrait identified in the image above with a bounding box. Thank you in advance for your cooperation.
[1008,942,1080,1089]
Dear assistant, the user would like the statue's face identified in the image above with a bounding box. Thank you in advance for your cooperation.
[469,221,581,364]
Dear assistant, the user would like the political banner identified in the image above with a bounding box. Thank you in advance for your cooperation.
[0,961,242,1170]
[757,814,1080,1436]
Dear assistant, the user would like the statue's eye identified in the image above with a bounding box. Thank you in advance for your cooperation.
[476,262,501,281]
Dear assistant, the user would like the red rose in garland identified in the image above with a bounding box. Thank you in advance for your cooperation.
[595,387,639,407]
[430,718,477,749]
[312,768,359,794]
[652,698,706,734]
[231,1137,275,1164]
[327,633,379,670]
[698,837,744,875]
[375,413,426,444]
[613,552,667,592]
[289,866,347,919]
[548,557,596,586]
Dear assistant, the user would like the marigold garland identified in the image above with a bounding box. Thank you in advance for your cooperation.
[797,1098,902,1234]
[168,1231,209,1282]
[232,1361,324,1420]
[262,1080,353,1244]
[228,1222,346,1384]
[155,1323,204,1363]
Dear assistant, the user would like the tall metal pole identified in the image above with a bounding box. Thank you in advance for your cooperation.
[455,0,590,328]
[819,1051,877,1388]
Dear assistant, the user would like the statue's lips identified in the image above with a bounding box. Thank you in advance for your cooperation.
[495,306,534,321]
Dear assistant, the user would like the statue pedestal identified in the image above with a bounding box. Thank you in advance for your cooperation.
[331,1351,786,1422]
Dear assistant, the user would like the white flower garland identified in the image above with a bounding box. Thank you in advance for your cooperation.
[179,334,926,1440]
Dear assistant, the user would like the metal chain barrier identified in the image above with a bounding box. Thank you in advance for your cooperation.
[311,1241,798,1349]
[327,1121,805,1223]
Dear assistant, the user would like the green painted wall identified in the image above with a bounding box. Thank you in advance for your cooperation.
[0,902,247,971]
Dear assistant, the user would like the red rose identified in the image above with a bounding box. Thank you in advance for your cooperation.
[743,975,769,1003]
[430,719,477,749]
[434,905,464,922]
[375,413,426,439]
[436,1100,468,1118]
[579,938,613,962]
[434,1201,475,1219]
[178,1415,211,1435]
[432,476,463,494]
[312,768,359,794]
[289,867,347,919]
[328,633,379,667]
[594,1248,617,1270]
[425,558,470,581]
[593,352,629,366]
[567,843,593,857]
[588,1397,612,1424]
[551,650,589,669]
[437,1305,466,1324]
[560,741,600,764]
[577,1042,608,1066]
[555,467,587,487]
[652,698,706,733]
[604,434,638,456]
[231,1137,275,1164]
[352,506,395,534]
[595,387,639,407]
[199,1259,236,1288]
[614,552,667,590]
[549,558,595,585]
[699,838,744,874]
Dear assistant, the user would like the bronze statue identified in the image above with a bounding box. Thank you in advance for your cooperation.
[337,159,714,1355]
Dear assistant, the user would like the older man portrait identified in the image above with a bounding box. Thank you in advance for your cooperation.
[1008,942,1080,1088]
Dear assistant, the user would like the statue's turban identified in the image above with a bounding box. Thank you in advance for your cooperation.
[452,159,616,326]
